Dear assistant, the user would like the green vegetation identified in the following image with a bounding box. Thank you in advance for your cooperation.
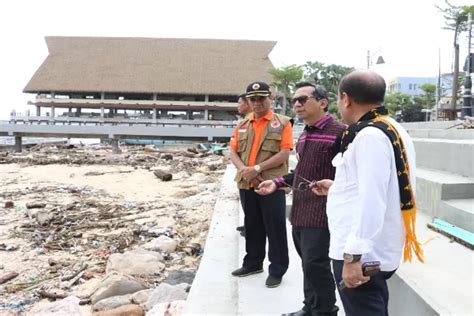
[436,1,474,118]
[270,61,354,116]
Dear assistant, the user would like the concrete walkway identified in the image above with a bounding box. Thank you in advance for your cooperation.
[184,164,345,315]
[184,164,473,315]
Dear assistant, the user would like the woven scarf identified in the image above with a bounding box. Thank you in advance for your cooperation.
[340,106,424,262]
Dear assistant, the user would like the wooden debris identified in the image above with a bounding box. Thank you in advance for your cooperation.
[38,288,68,300]
[161,154,173,160]
[187,147,199,154]
[26,202,46,209]
[153,170,173,181]
[4,201,14,208]
[0,271,19,284]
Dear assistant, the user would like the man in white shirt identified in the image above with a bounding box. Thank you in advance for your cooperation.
[313,70,423,316]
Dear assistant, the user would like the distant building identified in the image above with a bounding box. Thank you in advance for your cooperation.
[387,76,437,96]
[23,36,276,121]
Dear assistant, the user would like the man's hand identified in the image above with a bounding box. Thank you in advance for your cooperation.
[241,166,259,181]
[342,261,370,288]
[311,179,334,196]
[255,180,277,195]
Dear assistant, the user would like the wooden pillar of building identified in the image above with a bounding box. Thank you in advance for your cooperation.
[68,107,72,117]
[204,109,209,121]
[51,106,55,118]
[14,136,22,153]
[100,107,105,119]
[153,108,157,120]
[36,106,41,116]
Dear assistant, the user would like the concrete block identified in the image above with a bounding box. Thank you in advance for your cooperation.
[388,274,439,316]
[415,168,474,218]
[412,138,474,177]
[402,121,457,129]
[407,128,474,140]
[438,199,474,233]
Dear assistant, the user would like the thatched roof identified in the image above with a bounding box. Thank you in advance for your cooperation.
[23,36,276,95]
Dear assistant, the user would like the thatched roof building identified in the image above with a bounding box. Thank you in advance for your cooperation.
[24,36,275,96]
[23,37,276,120]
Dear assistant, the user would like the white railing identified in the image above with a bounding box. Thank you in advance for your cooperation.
[8,115,237,128]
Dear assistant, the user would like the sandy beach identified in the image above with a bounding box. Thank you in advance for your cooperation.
[0,143,228,315]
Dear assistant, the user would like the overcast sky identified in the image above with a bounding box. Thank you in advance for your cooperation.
[0,0,472,119]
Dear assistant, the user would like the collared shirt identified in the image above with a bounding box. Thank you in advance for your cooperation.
[274,114,345,227]
[230,111,293,166]
[327,117,416,271]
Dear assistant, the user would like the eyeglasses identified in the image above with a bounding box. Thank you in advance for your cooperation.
[249,96,266,103]
[282,175,315,192]
[290,95,315,106]
[291,95,326,106]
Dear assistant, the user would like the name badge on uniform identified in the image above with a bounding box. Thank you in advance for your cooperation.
[238,129,247,133]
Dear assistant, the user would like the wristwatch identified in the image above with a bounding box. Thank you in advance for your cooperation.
[343,253,361,264]
[253,165,261,173]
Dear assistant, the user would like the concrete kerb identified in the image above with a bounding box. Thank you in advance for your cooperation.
[183,164,240,315]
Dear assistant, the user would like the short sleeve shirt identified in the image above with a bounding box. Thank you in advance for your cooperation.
[230,112,293,166]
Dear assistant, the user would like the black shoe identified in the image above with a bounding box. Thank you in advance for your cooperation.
[281,310,308,316]
[236,225,245,232]
[231,266,263,277]
[265,275,282,288]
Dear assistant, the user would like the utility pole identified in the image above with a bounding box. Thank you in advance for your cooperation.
[436,48,441,120]
[367,50,370,69]
[462,13,473,118]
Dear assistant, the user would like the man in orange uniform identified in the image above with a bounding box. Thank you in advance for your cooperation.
[229,81,293,288]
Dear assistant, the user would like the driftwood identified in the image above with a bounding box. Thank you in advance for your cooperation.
[0,271,19,284]
[62,270,86,288]
[161,154,173,160]
[4,201,14,208]
[61,263,88,281]
[38,289,68,299]
[26,202,46,209]
[181,152,196,158]
[187,147,199,154]
[153,170,173,181]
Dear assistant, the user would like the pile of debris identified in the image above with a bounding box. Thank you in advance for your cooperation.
[0,143,227,173]
[0,143,229,315]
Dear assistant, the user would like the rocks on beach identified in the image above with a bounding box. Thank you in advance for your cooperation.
[0,143,226,314]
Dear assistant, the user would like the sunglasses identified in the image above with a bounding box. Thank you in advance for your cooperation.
[291,95,324,105]
[282,175,316,192]
[249,96,267,103]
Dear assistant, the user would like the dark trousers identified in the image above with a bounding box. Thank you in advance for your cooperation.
[292,227,337,315]
[332,260,396,316]
[239,189,289,277]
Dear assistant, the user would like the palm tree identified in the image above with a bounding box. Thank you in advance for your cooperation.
[269,65,303,115]
[302,61,354,107]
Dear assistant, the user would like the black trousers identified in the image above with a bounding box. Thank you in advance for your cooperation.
[332,260,396,316]
[292,227,337,315]
[239,189,289,277]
